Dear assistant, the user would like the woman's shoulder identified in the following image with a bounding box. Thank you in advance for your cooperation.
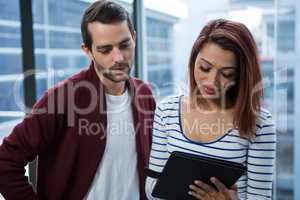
[256,107,274,126]
[254,107,276,138]
[154,95,182,119]
[157,95,182,110]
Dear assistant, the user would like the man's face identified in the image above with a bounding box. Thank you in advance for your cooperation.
[83,21,136,83]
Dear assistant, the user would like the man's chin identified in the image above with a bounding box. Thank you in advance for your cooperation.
[105,74,129,83]
[111,78,128,83]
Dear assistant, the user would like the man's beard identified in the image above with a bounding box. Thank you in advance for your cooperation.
[93,59,132,83]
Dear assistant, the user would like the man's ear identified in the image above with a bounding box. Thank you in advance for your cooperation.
[81,43,93,60]
[132,31,137,43]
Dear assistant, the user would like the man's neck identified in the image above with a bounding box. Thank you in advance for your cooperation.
[105,81,126,96]
[99,75,126,96]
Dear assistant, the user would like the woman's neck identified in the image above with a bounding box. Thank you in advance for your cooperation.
[187,95,235,114]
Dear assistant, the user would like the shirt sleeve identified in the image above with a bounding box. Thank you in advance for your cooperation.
[145,105,169,200]
[245,112,276,200]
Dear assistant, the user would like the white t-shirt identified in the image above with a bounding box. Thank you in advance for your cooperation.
[85,89,140,200]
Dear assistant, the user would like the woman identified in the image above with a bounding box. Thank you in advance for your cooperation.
[145,19,276,200]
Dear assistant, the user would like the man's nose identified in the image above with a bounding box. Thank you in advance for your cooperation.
[111,48,124,63]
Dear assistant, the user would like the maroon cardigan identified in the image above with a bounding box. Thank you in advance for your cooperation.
[0,64,156,200]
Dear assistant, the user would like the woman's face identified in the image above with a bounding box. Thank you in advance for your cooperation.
[194,42,238,101]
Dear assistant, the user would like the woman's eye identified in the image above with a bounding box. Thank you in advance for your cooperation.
[199,65,210,72]
[223,73,233,78]
[221,72,236,79]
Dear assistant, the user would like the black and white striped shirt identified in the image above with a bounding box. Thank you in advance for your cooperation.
[146,95,276,200]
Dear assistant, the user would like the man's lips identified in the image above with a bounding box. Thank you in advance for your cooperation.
[111,66,129,72]
[112,67,126,70]
[110,68,129,76]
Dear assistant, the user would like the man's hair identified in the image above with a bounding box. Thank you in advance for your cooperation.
[81,0,134,50]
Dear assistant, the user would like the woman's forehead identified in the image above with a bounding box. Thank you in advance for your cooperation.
[196,43,238,70]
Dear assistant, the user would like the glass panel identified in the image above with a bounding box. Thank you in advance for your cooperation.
[0,1,23,197]
[32,0,91,99]
[0,0,20,21]
[0,0,23,141]
[276,0,295,199]
[145,0,181,98]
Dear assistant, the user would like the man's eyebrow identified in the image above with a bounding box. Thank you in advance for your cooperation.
[119,37,131,44]
[95,38,131,50]
[96,44,112,50]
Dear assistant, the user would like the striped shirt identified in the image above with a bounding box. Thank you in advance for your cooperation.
[145,95,276,200]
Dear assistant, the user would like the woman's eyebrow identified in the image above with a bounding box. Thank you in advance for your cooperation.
[200,57,213,66]
[199,56,237,69]
[221,66,237,70]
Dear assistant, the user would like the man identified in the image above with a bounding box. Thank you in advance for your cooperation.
[0,1,155,199]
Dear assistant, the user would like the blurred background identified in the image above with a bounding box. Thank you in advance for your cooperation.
[0,0,298,199]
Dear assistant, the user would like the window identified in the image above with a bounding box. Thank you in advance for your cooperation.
[32,0,89,99]
[0,0,24,139]
[0,1,23,199]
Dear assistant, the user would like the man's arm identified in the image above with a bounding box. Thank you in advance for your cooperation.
[0,87,66,199]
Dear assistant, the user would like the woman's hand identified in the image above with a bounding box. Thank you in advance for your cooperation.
[188,177,239,200]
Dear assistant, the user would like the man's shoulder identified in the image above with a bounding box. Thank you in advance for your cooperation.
[130,77,156,111]
[130,76,147,86]
[47,68,89,93]
[66,67,90,83]
[130,77,153,95]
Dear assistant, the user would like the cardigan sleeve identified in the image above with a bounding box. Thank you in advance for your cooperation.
[0,85,66,199]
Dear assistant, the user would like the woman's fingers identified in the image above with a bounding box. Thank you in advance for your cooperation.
[188,184,207,199]
[189,178,239,200]
[194,180,216,194]
[210,177,231,199]
[231,184,238,192]
[189,184,207,196]
[188,180,219,199]
[188,190,205,200]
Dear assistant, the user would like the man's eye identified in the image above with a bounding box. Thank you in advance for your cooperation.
[99,49,111,54]
[120,43,131,49]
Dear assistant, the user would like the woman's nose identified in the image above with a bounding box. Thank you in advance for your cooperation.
[207,69,219,84]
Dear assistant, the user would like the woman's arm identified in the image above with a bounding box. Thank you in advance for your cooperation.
[246,112,276,199]
[145,105,169,200]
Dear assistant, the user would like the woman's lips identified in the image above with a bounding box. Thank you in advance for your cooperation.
[203,85,216,95]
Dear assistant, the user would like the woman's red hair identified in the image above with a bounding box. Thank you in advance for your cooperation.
[188,19,263,138]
